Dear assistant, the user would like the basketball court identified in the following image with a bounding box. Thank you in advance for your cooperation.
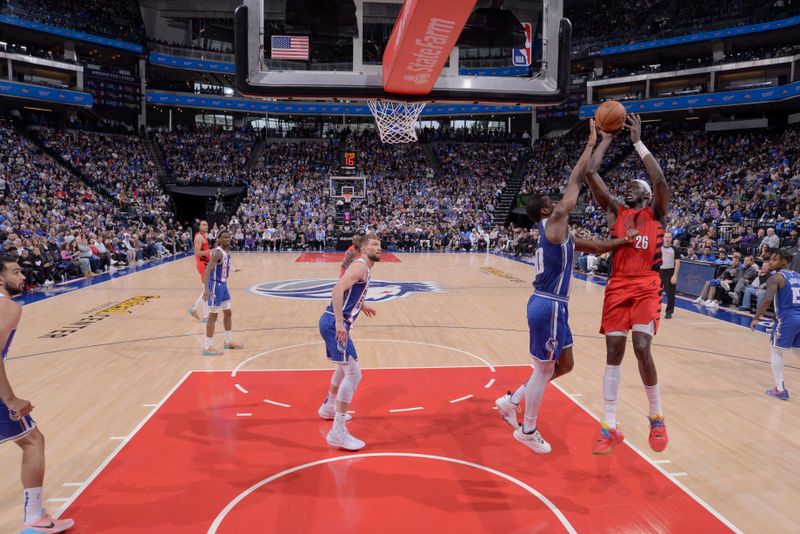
[1,252,798,532]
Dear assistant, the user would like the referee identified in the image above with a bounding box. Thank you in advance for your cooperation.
[660,233,681,319]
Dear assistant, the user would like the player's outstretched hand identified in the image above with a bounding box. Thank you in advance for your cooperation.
[587,119,597,146]
[362,305,377,318]
[7,397,33,420]
[624,228,639,243]
[335,320,349,344]
[626,113,642,143]
[750,318,758,331]
[202,290,211,301]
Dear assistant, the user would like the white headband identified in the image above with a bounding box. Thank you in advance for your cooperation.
[634,179,652,197]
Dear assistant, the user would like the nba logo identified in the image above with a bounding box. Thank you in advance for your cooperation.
[545,338,559,353]
[513,22,532,67]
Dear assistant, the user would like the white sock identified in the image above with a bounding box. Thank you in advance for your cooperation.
[333,412,347,432]
[771,347,786,391]
[522,360,555,433]
[23,487,43,523]
[510,384,525,405]
[224,330,232,343]
[644,384,662,417]
[603,364,622,427]
[204,337,213,350]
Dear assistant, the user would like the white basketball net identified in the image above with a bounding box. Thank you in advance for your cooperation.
[367,100,426,144]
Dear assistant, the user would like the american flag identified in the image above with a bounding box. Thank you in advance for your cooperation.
[271,35,309,60]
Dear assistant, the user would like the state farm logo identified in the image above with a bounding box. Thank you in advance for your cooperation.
[403,18,457,79]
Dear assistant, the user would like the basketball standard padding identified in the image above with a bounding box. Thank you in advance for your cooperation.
[382,0,477,95]
[594,100,627,133]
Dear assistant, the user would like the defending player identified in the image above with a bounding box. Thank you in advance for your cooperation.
[188,220,211,322]
[0,256,75,533]
[495,121,637,454]
[201,230,243,356]
[751,249,800,401]
[318,235,380,451]
[584,113,670,454]
[340,234,363,277]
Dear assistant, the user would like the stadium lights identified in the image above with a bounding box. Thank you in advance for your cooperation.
[685,117,700,120]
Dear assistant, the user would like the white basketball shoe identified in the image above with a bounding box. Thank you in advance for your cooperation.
[326,428,365,451]
[513,427,552,454]
[495,393,520,429]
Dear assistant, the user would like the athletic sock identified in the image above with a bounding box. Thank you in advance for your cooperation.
[771,347,786,391]
[522,360,555,433]
[224,330,232,343]
[603,364,622,427]
[326,391,337,405]
[204,337,213,350]
[510,384,525,405]
[23,487,43,523]
[644,384,662,418]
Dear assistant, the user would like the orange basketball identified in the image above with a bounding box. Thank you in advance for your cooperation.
[594,99,627,133]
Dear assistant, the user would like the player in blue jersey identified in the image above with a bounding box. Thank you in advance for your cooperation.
[201,230,243,356]
[495,122,638,454]
[318,234,380,451]
[751,249,800,401]
[0,256,74,533]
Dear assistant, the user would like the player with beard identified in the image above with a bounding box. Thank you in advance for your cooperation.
[318,235,380,451]
[584,114,670,455]
[0,256,75,533]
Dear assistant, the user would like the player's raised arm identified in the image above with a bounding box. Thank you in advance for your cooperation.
[627,113,668,221]
[546,121,597,243]
[575,228,638,254]
[202,248,222,299]
[751,273,783,330]
[331,261,368,342]
[585,127,619,220]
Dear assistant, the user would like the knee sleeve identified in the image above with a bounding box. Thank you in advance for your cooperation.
[330,365,345,388]
[336,359,363,404]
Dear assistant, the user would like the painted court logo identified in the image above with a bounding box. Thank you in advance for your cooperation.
[249,279,442,302]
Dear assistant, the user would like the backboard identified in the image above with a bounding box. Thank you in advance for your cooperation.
[234,0,570,105]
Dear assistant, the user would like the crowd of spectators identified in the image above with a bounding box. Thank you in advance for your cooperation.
[154,126,256,185]
[2,0,145,43]
[0,118,189,291]
[568,0,800,56]
[37,128,172,221]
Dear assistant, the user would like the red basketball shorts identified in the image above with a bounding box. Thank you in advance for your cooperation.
[600,275,662,335]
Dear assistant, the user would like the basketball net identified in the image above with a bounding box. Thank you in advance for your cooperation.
[343,193,353,204]
[367,100,426,144]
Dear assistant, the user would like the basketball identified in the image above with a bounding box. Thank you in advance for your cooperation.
[594,99,627,133]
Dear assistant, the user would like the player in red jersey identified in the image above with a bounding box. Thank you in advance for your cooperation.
[584,114,669,455]
[188,220,211,321]
[340,235,363,278]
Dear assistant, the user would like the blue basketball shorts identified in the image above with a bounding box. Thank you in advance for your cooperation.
[319,312,357,363]
[0,401,36,445]
[771,314,800,349]
[207,281,231,312]
[527,294,573,361]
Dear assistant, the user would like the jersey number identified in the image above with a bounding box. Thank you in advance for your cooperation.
[634,235,649,249]
[533,247,544,277]
[792,287,800,304]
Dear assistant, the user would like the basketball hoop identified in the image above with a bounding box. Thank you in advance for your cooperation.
[343,193,353,204]
[367,100,426,144]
